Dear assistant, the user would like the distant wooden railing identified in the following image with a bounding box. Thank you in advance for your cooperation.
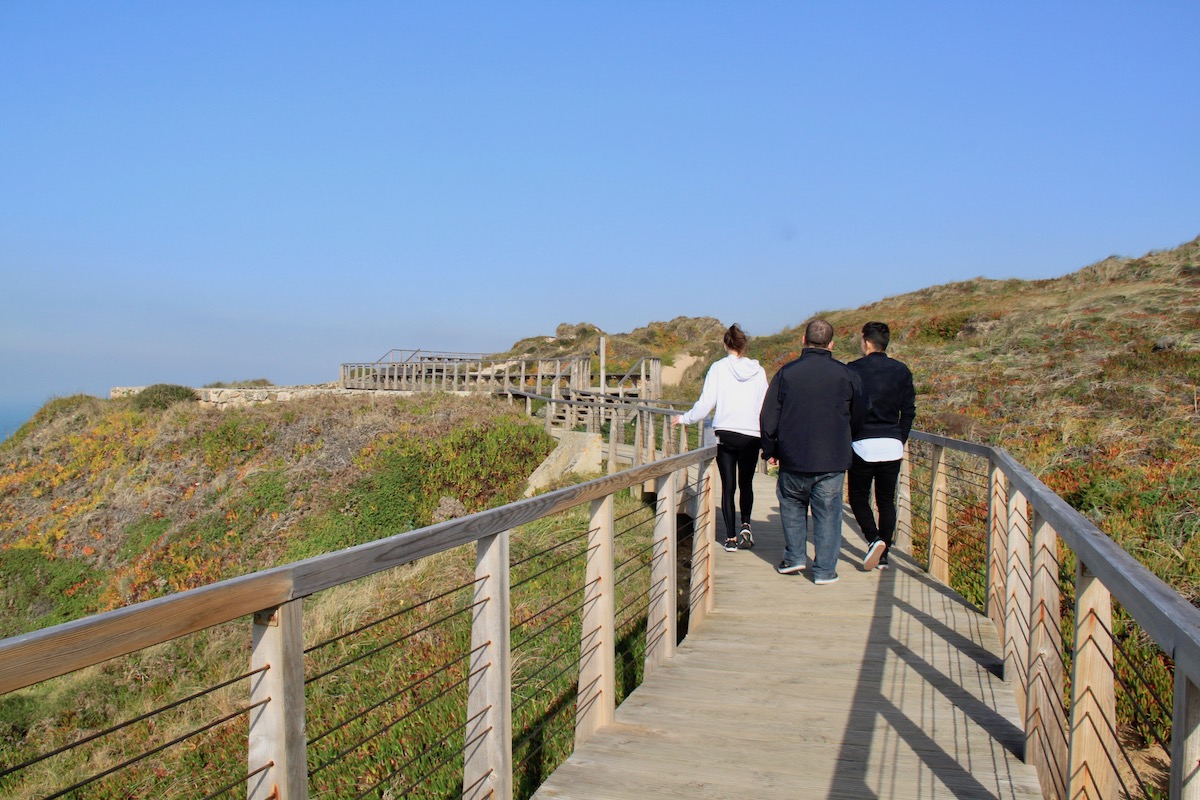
[503,389,698,479]
[340,355,591,395]
[899,431,1200,800]
[339,353,663,401]
[0,443,716,799]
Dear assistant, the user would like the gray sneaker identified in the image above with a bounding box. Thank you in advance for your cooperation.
[737,523,754,549]
[814,574,840,585]
[776,560,807,575]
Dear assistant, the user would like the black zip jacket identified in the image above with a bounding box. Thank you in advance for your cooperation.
[759,348,866,473]
[847,352,916,443]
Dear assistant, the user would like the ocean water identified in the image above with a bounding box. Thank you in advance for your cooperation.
[0,403,38,443]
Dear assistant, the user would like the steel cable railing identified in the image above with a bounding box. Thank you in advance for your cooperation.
[906,430,1200,799]
[0,632,268,799]
[303,572,483,798]
[0,442,718,799]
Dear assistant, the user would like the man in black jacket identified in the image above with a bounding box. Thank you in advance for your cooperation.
[760,319,866,585]
[847,321,916,571]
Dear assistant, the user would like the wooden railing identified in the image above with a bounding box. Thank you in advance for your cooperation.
[899,431,1200,800]
[0,446,718,799]
[340,353,663,401]
[504,389,700,479]
[340,355,592,395]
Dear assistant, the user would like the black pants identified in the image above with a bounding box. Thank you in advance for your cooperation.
[847,454,903,550]
[716,430,761,539]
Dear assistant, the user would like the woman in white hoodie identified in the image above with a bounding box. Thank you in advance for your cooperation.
[672,324,769,552]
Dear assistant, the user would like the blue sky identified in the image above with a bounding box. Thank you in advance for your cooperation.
[2,1,1198,435]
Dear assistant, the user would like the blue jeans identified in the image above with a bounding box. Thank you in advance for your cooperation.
[777,470,844,581]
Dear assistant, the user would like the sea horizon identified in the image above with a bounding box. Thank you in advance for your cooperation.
[0,402,39,443]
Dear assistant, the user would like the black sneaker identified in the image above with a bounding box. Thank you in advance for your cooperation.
[776,560,806,574]
[724,538,740,552]
[737,523,754,549]
[877,553,890,570]
[863,539,886,571]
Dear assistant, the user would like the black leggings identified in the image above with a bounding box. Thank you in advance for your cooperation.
[715,431,761,538]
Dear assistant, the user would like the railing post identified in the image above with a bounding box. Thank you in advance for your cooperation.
[248,600,308,800]
[700,458,717,615]
[576,496,616,747]
[634,411,644,466]
[896,440,912,553]
[1068,561,1118,800]
[643,414,659,495]
[1006,487,1032,720]
[986,461,1009,636]
[1027,511,1066,800]
[464,531,512,800]
[645,472,678,676]
[1173,667,1200,799]
[607,408,620,474]
[927,444,949,583]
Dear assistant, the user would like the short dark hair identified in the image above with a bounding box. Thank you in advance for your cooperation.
[804,319,834,348]
[723,323,748,354]
[861,321,890,351]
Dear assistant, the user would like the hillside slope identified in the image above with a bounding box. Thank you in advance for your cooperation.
[505,236,1199,599]
[752,236,1200,600]
[0,394,554,638]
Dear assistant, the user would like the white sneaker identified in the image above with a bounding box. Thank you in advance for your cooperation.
[863,540,886,571]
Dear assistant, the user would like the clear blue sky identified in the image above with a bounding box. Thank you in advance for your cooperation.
[3,1,1198,434]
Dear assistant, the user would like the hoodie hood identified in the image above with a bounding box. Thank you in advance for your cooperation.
[724,354,764,382]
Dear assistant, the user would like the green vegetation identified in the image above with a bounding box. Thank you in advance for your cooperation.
[0,393,555,629]
[131,383,198,411]
[0,402,649,798]
[739,237,1200,602]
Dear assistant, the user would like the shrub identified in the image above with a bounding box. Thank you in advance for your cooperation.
[133,384,198,411]
[202,379,274,388]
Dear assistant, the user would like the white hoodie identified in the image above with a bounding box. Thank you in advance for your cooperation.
[676,354,769,437]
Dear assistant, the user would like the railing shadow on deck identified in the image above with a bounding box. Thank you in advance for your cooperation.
[839,546,1030,799]
[897,432,1200,800]
[734,500,1028,799]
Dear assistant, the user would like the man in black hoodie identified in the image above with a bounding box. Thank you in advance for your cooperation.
[847,321,916,571]
[760,319,866,585]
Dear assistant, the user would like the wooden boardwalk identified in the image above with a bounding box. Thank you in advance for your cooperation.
[532,471,1043,800]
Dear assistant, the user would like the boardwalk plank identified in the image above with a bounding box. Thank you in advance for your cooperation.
[531,472,1043,800]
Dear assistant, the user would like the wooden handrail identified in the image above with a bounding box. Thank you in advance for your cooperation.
[908,430,1200,799]
[0,439,719,799]
[0,449,715,697]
